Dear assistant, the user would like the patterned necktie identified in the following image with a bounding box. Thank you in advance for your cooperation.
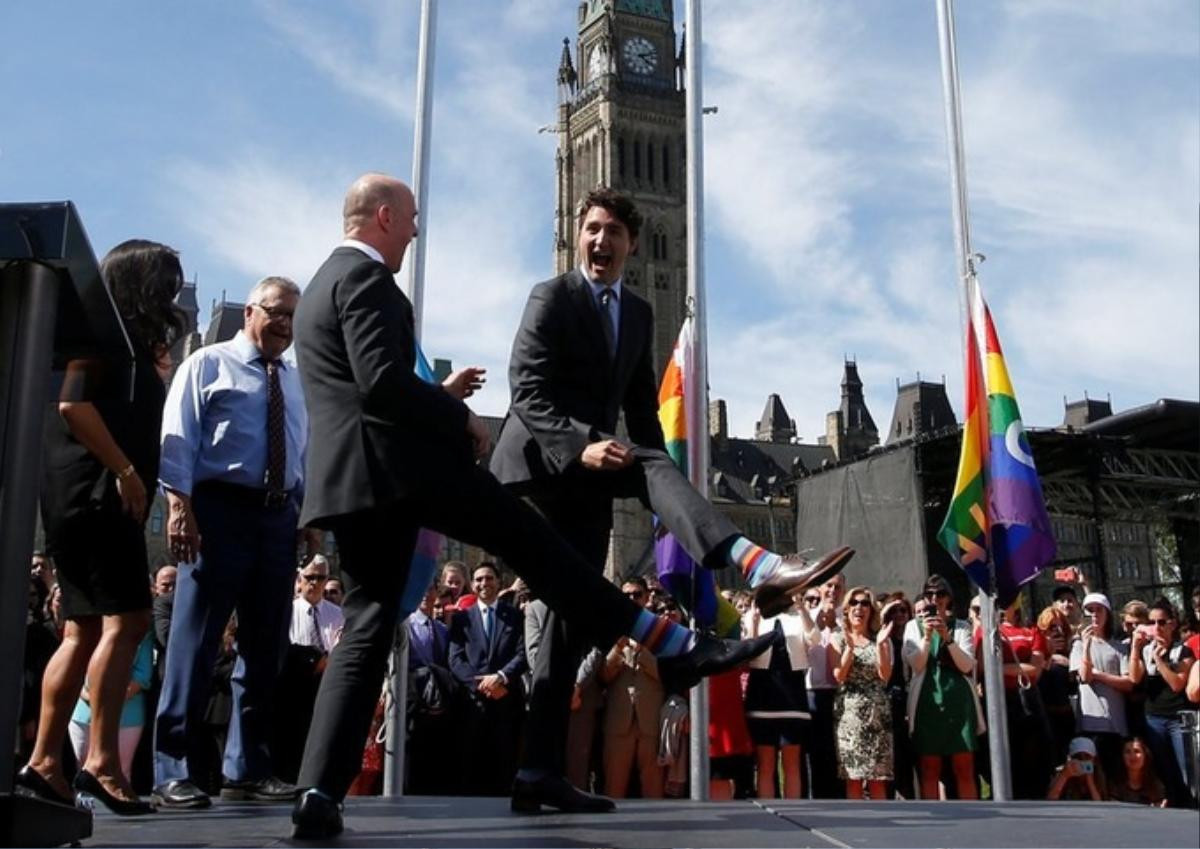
[597,288,616,360]
[265,360,286,491]
[308,605,325,652]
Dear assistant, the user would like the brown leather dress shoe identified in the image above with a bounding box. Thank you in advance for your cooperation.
[752,545,855,617]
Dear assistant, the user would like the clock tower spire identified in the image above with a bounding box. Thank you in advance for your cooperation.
[554,0,689,577]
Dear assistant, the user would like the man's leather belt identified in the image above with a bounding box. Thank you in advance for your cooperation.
[194,479,295,509]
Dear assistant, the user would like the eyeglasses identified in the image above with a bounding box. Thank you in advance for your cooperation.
[250,303,295,322]
[803,595,820,605]
[848,599,872,609]
[1148,618,1171,626]
[301,574,328,584]
[923,590,950,600]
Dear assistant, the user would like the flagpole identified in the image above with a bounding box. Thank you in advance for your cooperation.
[935,0,1011,802]
[385,0,438,798]
[684,0,711,801]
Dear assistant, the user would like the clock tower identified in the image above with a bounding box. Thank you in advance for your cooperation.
[553,0,689,578]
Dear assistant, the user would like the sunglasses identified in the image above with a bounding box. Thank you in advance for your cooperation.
[848,599,872,609]
[804,596,820,604]
[923,590,950,600]
[1148,618,1171,626]
[301,574,329,584]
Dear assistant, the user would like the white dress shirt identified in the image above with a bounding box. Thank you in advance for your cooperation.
[289,597,344,651]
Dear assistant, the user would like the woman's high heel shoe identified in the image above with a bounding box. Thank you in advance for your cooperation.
[73,769,154,816]
[15,765,75,806]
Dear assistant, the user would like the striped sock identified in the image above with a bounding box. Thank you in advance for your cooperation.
[728,536,783,588]
[630,608,695,657]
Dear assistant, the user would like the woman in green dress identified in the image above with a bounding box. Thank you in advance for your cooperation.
[901,574,983,800]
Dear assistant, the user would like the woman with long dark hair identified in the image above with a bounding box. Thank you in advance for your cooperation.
[17,240,184,815]
[902,574,982,800]
[1129,596,1195,807]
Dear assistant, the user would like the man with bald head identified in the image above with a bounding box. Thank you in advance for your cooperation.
[289,173,778,838]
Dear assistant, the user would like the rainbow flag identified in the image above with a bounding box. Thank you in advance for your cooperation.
[398,343,446,614]
[937,275,1056,605]
[655,318,741,638]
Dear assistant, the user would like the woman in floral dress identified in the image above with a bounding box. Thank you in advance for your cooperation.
[829,586,894,799]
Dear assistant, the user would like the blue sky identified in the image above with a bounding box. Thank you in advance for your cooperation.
[4,1,1197,441]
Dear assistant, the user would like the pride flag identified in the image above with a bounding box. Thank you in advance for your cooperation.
[655,318,741,638]
[937,275,1056,605]
[398,343,447,614]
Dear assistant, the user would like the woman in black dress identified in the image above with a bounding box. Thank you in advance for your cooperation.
[18,240,184,815]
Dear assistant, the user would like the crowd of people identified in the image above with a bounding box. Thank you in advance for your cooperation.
[12,177,1199,841]
[396,564,1200,808]
[24,548,1200,811]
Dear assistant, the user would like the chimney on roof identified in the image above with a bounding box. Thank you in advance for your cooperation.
[709,399,728,449]
[1062,395,1113,429]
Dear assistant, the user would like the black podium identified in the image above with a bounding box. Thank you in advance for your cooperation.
[0,202,134,846]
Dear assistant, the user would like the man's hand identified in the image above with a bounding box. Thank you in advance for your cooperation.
[466,411,491,459]
[580,439,633,471]
[116,470,147,521]
[166,491,201,563]
[477,673,505,697]
[570,685,583,712]
[443,367,487,400]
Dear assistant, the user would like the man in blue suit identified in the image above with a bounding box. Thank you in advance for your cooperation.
[448,563,527,796]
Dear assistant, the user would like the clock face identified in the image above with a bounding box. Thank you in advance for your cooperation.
[622,36,658,76]
[587,45,607,81]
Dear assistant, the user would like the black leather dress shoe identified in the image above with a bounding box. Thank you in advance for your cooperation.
[151,779,212,810]
[511,775,615,814]
[74,769,154,816]
[291,789,344,840]
[15,765,74,806]
[659,629,781,694]
[221,776,299,801]
[753,545,855,618]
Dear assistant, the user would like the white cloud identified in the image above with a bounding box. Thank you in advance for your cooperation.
[164,0,1197,443]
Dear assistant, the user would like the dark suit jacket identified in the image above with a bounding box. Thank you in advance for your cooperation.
[293,246,472,528]
[406,615,450,671]
[490,269,665,486]
[448,603,527,691]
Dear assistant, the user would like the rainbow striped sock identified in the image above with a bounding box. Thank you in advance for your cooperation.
[630,608,695,657]
[729,536,783,588]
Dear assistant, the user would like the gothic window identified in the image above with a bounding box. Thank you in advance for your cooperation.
[617,138,626,178]
[647,142,655,183]
[655,272,668,289]
[634,140,642,180]
[625,267,640,288]
[662,145,670,188]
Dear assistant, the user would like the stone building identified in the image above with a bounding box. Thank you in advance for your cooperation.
[820,360,879,461]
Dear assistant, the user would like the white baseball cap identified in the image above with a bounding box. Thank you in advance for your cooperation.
[1068,736,1098,758]
[1082,592,1111,612]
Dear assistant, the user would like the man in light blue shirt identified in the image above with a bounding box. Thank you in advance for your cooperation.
[153,276,312,810]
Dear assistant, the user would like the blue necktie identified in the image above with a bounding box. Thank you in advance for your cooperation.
[598,288,617,360]
[482,606,493,641]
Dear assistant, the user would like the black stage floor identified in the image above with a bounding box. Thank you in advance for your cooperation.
[81,796,1197,848]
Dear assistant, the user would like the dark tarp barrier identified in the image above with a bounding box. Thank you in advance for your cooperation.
[794,447,928,597]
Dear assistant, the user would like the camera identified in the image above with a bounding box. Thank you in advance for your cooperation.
[1076,760,1094,774]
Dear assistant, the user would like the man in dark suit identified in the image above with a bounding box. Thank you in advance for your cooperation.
[448,563,527,796]
[491,188,853,813]
[405,582,456,796]
[288,173,778,839]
